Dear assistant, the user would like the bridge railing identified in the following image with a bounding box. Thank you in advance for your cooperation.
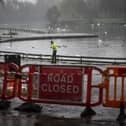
[0,51,126,65]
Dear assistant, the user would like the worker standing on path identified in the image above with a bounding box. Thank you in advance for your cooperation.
[51,40,57,63]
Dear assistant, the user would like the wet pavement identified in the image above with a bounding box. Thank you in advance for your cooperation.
[0,98,126,126]
[0,109,125,126]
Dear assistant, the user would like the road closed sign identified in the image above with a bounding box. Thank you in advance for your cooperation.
[39,66,83,102]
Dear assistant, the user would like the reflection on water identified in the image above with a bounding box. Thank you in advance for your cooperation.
[0,111,124,126]
[0,111,37,126]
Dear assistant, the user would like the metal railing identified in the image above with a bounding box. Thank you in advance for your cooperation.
[0,51,126,65]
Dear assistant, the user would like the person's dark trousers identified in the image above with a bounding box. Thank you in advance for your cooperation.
[52,50,57,63]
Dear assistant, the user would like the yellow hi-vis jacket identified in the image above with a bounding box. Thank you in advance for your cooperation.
[51,42,57,51]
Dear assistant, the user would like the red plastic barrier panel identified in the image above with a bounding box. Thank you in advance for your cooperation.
[0,63,19,100]
[39,66,83,102]
[81,66,105,107]
[103,66,126,108]
[18,64,105,107]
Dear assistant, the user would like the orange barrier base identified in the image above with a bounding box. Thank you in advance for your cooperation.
[103,101,126,108]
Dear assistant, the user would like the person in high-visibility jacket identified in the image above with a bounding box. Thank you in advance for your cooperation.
[51,40,57,63]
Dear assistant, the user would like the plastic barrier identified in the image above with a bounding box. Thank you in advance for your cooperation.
[1,62,126,120]
[103,66,126,108]
[84,66,105,107]
[18,64,105,107]
[0,63,19,100]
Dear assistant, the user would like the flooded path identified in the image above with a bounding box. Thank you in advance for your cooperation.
[0,98,125,126]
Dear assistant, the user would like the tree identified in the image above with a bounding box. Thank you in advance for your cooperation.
[46,0,97,32]
[46,6,60,32]
[59,0,93,18]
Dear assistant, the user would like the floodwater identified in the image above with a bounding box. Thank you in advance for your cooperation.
[0,100,125,126]
[0,30,126,126]
[0,30,126,58]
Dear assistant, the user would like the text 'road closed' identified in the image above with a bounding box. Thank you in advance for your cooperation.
[39,67,83,101]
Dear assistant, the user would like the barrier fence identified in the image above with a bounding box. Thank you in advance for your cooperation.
[1,51,126,65]
[103,66,126,108]
[0,63,18,100]
[17,64,104,107]
[0,62,126,119]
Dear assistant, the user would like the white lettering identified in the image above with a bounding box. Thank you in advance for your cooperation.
[54,74,60,83]
[47,73,74,83]
[60,84,65,93]
[53,84,59,93]
[61,74,66,83]
[48,73,53,82]
[41,84,47,92]
[48,84,52,92]
[41,83,80,94]
[73,85,79,94]
[67,74,73,83]
[66,85,72,93]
